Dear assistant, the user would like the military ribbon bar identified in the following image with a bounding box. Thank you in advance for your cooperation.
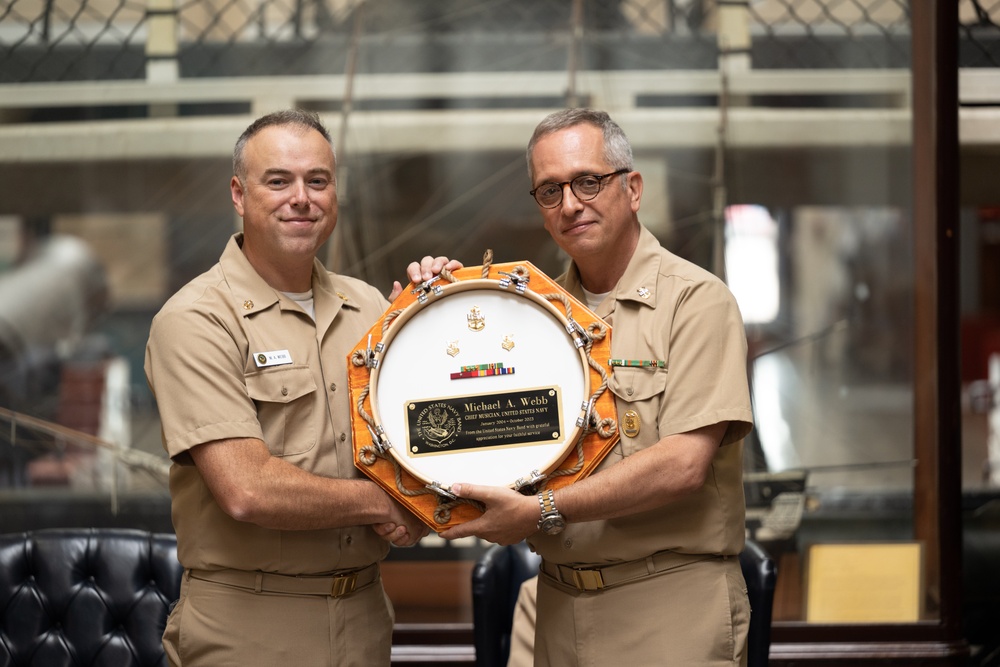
[608,359,666,369]
[450,362,516,380]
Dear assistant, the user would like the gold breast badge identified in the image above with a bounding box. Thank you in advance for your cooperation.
[622,409,641,438]
[501,334,515,351]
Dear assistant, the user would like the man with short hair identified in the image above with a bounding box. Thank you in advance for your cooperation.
[146,109,459,666]
[442,108,754,666]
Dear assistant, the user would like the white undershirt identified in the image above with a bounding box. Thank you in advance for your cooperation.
[581,286,610,312]
[282,289,315,321]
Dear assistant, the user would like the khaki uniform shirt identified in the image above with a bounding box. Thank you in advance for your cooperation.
[529,224,753,565]
[145,234,390,574]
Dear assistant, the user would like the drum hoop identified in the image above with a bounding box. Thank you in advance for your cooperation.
[368,278,591,488]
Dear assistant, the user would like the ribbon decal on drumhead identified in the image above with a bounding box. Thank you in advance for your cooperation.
[450,362,514,380]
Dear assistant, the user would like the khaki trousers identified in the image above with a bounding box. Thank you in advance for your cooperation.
[163,568,394,667]
[507,575,538,667]
[534,555,749,667]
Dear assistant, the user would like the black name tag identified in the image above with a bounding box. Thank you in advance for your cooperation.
[406,387,563,456]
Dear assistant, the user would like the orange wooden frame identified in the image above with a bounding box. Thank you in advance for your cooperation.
[346,261,619,531]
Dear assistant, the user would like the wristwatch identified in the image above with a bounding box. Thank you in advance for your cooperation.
[537,489,566,535]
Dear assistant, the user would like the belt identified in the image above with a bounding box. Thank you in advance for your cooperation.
[540,550,720,591]
[188,562,380,598]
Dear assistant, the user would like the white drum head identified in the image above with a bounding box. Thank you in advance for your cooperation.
[370,281,588,489]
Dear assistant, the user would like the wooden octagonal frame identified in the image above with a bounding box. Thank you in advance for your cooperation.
[347,260,619,532]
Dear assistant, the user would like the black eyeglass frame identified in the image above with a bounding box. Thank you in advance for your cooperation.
[529,168,631,209]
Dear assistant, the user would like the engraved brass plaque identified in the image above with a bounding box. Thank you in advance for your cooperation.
[406,386,563,456]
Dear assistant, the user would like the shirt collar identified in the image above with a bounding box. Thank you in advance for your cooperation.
[219,233,362,318]
[562,224,661,313]
[611,224,661,308]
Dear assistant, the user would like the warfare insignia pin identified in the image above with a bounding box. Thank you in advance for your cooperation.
[623,409,641,438]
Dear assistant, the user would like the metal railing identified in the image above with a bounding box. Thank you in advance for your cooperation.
[961,0,1000,67]
[749,0,910,68]
[1,0,148,81]
[0,406,169,508]
[0,0,923,85]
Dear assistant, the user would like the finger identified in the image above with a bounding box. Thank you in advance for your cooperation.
[404,522,430,544]
[429,256,460,276]
[393,526,422,548]
[419,255,436,281]
[438,512,483,540]
[450,482,476,499]
[388,281,402,302]
[439,525,467,541]
[405,261,423,284]
[373,522,397,539]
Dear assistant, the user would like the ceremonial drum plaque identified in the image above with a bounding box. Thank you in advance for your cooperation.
[347,260,619,531]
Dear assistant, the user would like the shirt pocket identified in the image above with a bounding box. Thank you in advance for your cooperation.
[607,367,667,451]
[245,365,318,457]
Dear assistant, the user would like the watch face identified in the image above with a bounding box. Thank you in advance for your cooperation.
[540,515,566,535]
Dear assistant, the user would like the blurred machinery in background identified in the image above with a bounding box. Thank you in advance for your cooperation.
[0,233,122,489]
[0,234,108,410]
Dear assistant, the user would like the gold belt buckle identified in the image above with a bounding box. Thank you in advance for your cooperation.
[570,568,605,591]
[330,571,359,597]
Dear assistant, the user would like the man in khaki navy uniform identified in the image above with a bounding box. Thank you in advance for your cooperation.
[442,108,754,666]
[145,109,459,667]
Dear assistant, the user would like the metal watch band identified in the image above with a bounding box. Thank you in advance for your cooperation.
[539,489,557,515]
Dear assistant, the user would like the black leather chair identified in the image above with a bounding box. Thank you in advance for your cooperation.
[471,539,777,667]
[964,499,1000,667]
[0,527,182,667]
[740,539,778,667]
[471,541,540,667]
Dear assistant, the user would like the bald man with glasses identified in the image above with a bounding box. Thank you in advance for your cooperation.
[443,108,755,666]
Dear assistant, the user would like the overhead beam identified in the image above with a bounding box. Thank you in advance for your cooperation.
[1,69,997,163]
[0,70,912,112]
[0,107,913,163]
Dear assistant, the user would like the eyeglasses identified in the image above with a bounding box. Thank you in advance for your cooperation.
[529,169,630,209]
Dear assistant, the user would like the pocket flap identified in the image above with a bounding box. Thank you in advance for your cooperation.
[246,365,317,404]
[608,366,667,403]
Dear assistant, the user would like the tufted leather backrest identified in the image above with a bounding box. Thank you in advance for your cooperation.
[739,539,777,667]
[0,528,182,667]
[471,541,541,667]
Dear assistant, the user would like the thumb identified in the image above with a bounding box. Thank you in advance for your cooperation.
[388,281,403,302]
[451,482,474,499]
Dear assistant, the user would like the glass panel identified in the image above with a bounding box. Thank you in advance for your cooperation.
[730,204,918,623]
[722,0,920,627]
[0,0,943,634]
